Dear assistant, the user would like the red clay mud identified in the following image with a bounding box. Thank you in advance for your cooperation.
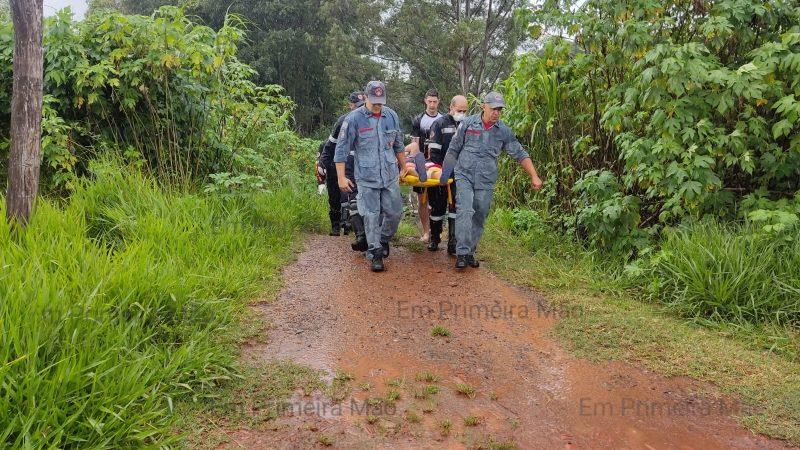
[222,235,789,449]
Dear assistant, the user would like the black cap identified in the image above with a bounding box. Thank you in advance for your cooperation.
[349,91,366,107]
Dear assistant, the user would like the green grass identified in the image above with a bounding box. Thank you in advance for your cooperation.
[431,325,452,337]
[421,400,436,413]
[385,389,402,405]
[483,209,800,445]
[414,371,441,383]
[455,383,476,399]
[646,221,800,326]
[182,361,326,447]
[386,377,406,388]
[439,419,453,436]
[0,162,326,447]
[327,370,355,402]
[317,434,333,446]
[463,415,480,426]
[404,409,422,423]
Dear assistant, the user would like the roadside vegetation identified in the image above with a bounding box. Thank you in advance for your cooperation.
[482,1,800,442]
[0,7,325,447]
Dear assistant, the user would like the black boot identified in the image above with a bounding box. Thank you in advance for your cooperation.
[381,241,390,258]
[455,255,467,269]
[446,218,457,256]
[428,219,442,251]
[340,204,352,235]
[350,213,368,252]
[369,248,385,272]
[328,210,341,236]
[466,254,480,268]
[371,255,385,272]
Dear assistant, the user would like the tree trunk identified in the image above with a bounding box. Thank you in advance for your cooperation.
[6,0,43,226]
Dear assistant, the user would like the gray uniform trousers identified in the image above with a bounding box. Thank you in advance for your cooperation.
[455,177,494,256]
[357,183,402,258]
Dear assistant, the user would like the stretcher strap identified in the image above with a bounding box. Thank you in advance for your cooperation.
[447,184,453,207]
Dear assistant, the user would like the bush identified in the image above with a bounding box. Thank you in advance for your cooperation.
[0,7,304,192]
[646,221,800,326]
[501,0,800,251]
[0,161,325,447]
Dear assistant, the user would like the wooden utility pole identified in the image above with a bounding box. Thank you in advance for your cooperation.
[6,0,44,226]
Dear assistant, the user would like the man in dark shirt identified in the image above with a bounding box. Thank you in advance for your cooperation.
[427,95,468,254]
[320,91,365,236]
[410,89,443,242]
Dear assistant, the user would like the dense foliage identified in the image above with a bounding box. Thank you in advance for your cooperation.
[502,0,800,255]
[0,6,329,446]
[0,161,324,447]
[0,7,316,193]
[100,0,528,131]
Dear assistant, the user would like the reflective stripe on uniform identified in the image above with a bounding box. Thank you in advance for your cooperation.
[430,215,445,221]
[428,143,442,150]
[442,127,456,134]
[448,212,457,219]
[328,135,338,143]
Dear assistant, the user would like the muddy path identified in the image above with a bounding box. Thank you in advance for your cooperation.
[221,235,790,449]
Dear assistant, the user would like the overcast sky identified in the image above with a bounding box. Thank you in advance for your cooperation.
[44,0,88,19]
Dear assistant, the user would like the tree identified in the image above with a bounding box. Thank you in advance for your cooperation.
[366,0,525,95]
[86,0,123,15]
[321,0,386,114]
[119,0,338,133]
[0,0,9,20]
[115,0,173,15]
[6,0,44,225]
[321,0,527,124]
[197,0,336,133]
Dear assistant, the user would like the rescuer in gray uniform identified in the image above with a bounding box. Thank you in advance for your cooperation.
[334,81,406,272]
[440,91,543,269]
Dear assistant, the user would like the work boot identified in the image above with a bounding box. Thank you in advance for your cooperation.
[350,213,368,252]
[329,211,341,236]
[342,215,352,235]
[381,241,390,258]
[428,219,442,251]
[466,254,480,268]
[340,204,351,235]
[446,218,457,256]
[371,256,385,272]
[455,255,467,269]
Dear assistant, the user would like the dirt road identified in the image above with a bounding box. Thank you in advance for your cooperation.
[220,235,789,449]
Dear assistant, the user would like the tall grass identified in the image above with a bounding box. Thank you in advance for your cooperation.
[0,161,325,447]
[647,221,800,327]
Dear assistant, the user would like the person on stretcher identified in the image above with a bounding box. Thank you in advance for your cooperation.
[402,143,447,185]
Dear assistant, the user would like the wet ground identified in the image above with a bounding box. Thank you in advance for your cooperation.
[218,235,790,449]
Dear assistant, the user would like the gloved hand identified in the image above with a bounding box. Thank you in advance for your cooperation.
[439,152,456,185]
